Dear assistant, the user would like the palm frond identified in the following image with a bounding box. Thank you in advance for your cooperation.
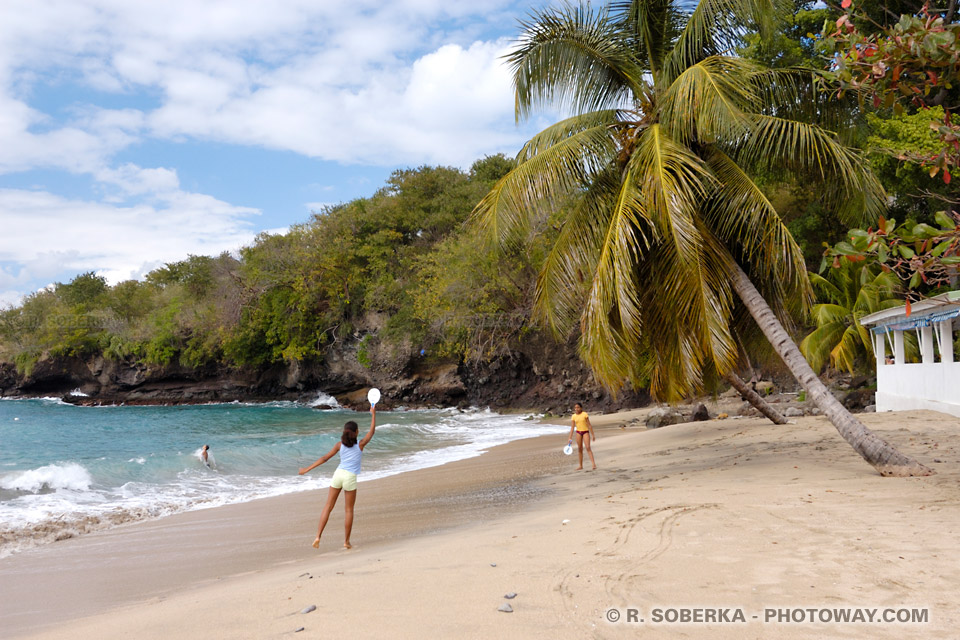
[747,68,862,141]
[703,149,812,315]
[628,229,737,400]
[808,272,844,306]
[662,56,758,146]
[660,0,787,86]
[800,319,848,373]
[831,325,864,374]
[472,120,618,246]
[633,124,714,246]
[731,115,886,226]
[509,3,644,121]
[516,110,624,161]
[535,168,649,338]
[614,0,684,78]
[576,158,657,389]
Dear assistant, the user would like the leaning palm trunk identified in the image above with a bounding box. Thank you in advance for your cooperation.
[730,263,932,477]
[723,371,787,425]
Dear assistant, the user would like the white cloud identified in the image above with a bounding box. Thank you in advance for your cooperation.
[0,182,259,292]
[0,1,536,172]
[0,0,544,304]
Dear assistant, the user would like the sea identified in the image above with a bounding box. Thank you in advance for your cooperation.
[0,394,565,558]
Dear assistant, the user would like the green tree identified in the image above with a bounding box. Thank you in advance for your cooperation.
[740,0,833,68]
[866,108,955,219]
[800,261,902,373]
[475,0,930,475]
[56,272,108,308]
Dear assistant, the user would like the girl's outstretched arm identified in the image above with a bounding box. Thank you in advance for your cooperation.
[299,442,341,475]
[359,405,376,450]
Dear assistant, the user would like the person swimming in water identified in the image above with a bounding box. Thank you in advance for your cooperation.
[200,444,212,468]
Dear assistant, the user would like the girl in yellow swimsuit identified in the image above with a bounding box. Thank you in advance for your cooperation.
[566,402,597,470]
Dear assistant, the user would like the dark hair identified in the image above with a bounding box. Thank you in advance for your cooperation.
[341,421,359,447]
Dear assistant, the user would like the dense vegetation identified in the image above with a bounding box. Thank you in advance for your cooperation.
[1,0,956,403]
[0,156,552,376]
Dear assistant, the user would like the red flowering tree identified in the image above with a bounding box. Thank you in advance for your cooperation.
[823,4,960,184]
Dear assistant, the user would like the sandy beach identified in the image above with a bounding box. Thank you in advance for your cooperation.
[2,407,958,639]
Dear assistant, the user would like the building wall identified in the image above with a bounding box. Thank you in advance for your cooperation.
[876,362,960,419]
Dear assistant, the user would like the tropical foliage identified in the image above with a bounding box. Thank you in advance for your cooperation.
[800,262,902,373]
[0,159,538,374]
[822,211,960,292]
[474,0,882,399]
[824,4,960,183]
[473,0,933,475]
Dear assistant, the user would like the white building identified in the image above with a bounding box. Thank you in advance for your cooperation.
[860,290,960,418]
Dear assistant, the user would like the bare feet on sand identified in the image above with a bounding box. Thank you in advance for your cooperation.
[312,537,320,549]
[343,542,352,549]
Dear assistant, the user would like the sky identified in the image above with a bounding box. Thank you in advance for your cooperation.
[0,0,557,306]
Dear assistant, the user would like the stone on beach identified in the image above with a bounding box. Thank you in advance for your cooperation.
[644,407,684,429]
[504,592,517,599]
[690,403,710,421]
[300,605,316,614]
[498,603,514,613]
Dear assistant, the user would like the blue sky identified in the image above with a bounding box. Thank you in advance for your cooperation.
[0,0,557,305]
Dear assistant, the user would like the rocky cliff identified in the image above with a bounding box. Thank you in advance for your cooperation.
[0,333,649,413]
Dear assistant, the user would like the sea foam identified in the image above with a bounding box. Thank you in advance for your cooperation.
[0,462,93,493]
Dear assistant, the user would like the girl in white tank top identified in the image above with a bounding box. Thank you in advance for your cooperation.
[298,405,377,549]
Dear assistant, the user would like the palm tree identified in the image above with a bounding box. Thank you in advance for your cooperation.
[475,0,931,476]
[800,261,903,374]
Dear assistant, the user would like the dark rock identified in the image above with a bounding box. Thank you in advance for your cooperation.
[737,402,761,417]
[505,592,517,599]
[848,375,870,389]
[645,407,684,429]
[300,605,316,614]
[690,403,710,421]
[842,389,875,412]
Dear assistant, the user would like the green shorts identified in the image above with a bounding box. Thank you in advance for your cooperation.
[330,468,358,491]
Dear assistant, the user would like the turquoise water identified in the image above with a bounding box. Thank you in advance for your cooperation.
[0,396,563,557]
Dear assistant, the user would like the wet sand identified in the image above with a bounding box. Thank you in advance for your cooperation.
[3,408,959,639]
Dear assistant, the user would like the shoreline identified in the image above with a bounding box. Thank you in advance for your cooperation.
[4,408,958,639]
[0,408,646,638]
[0,402,567,559]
